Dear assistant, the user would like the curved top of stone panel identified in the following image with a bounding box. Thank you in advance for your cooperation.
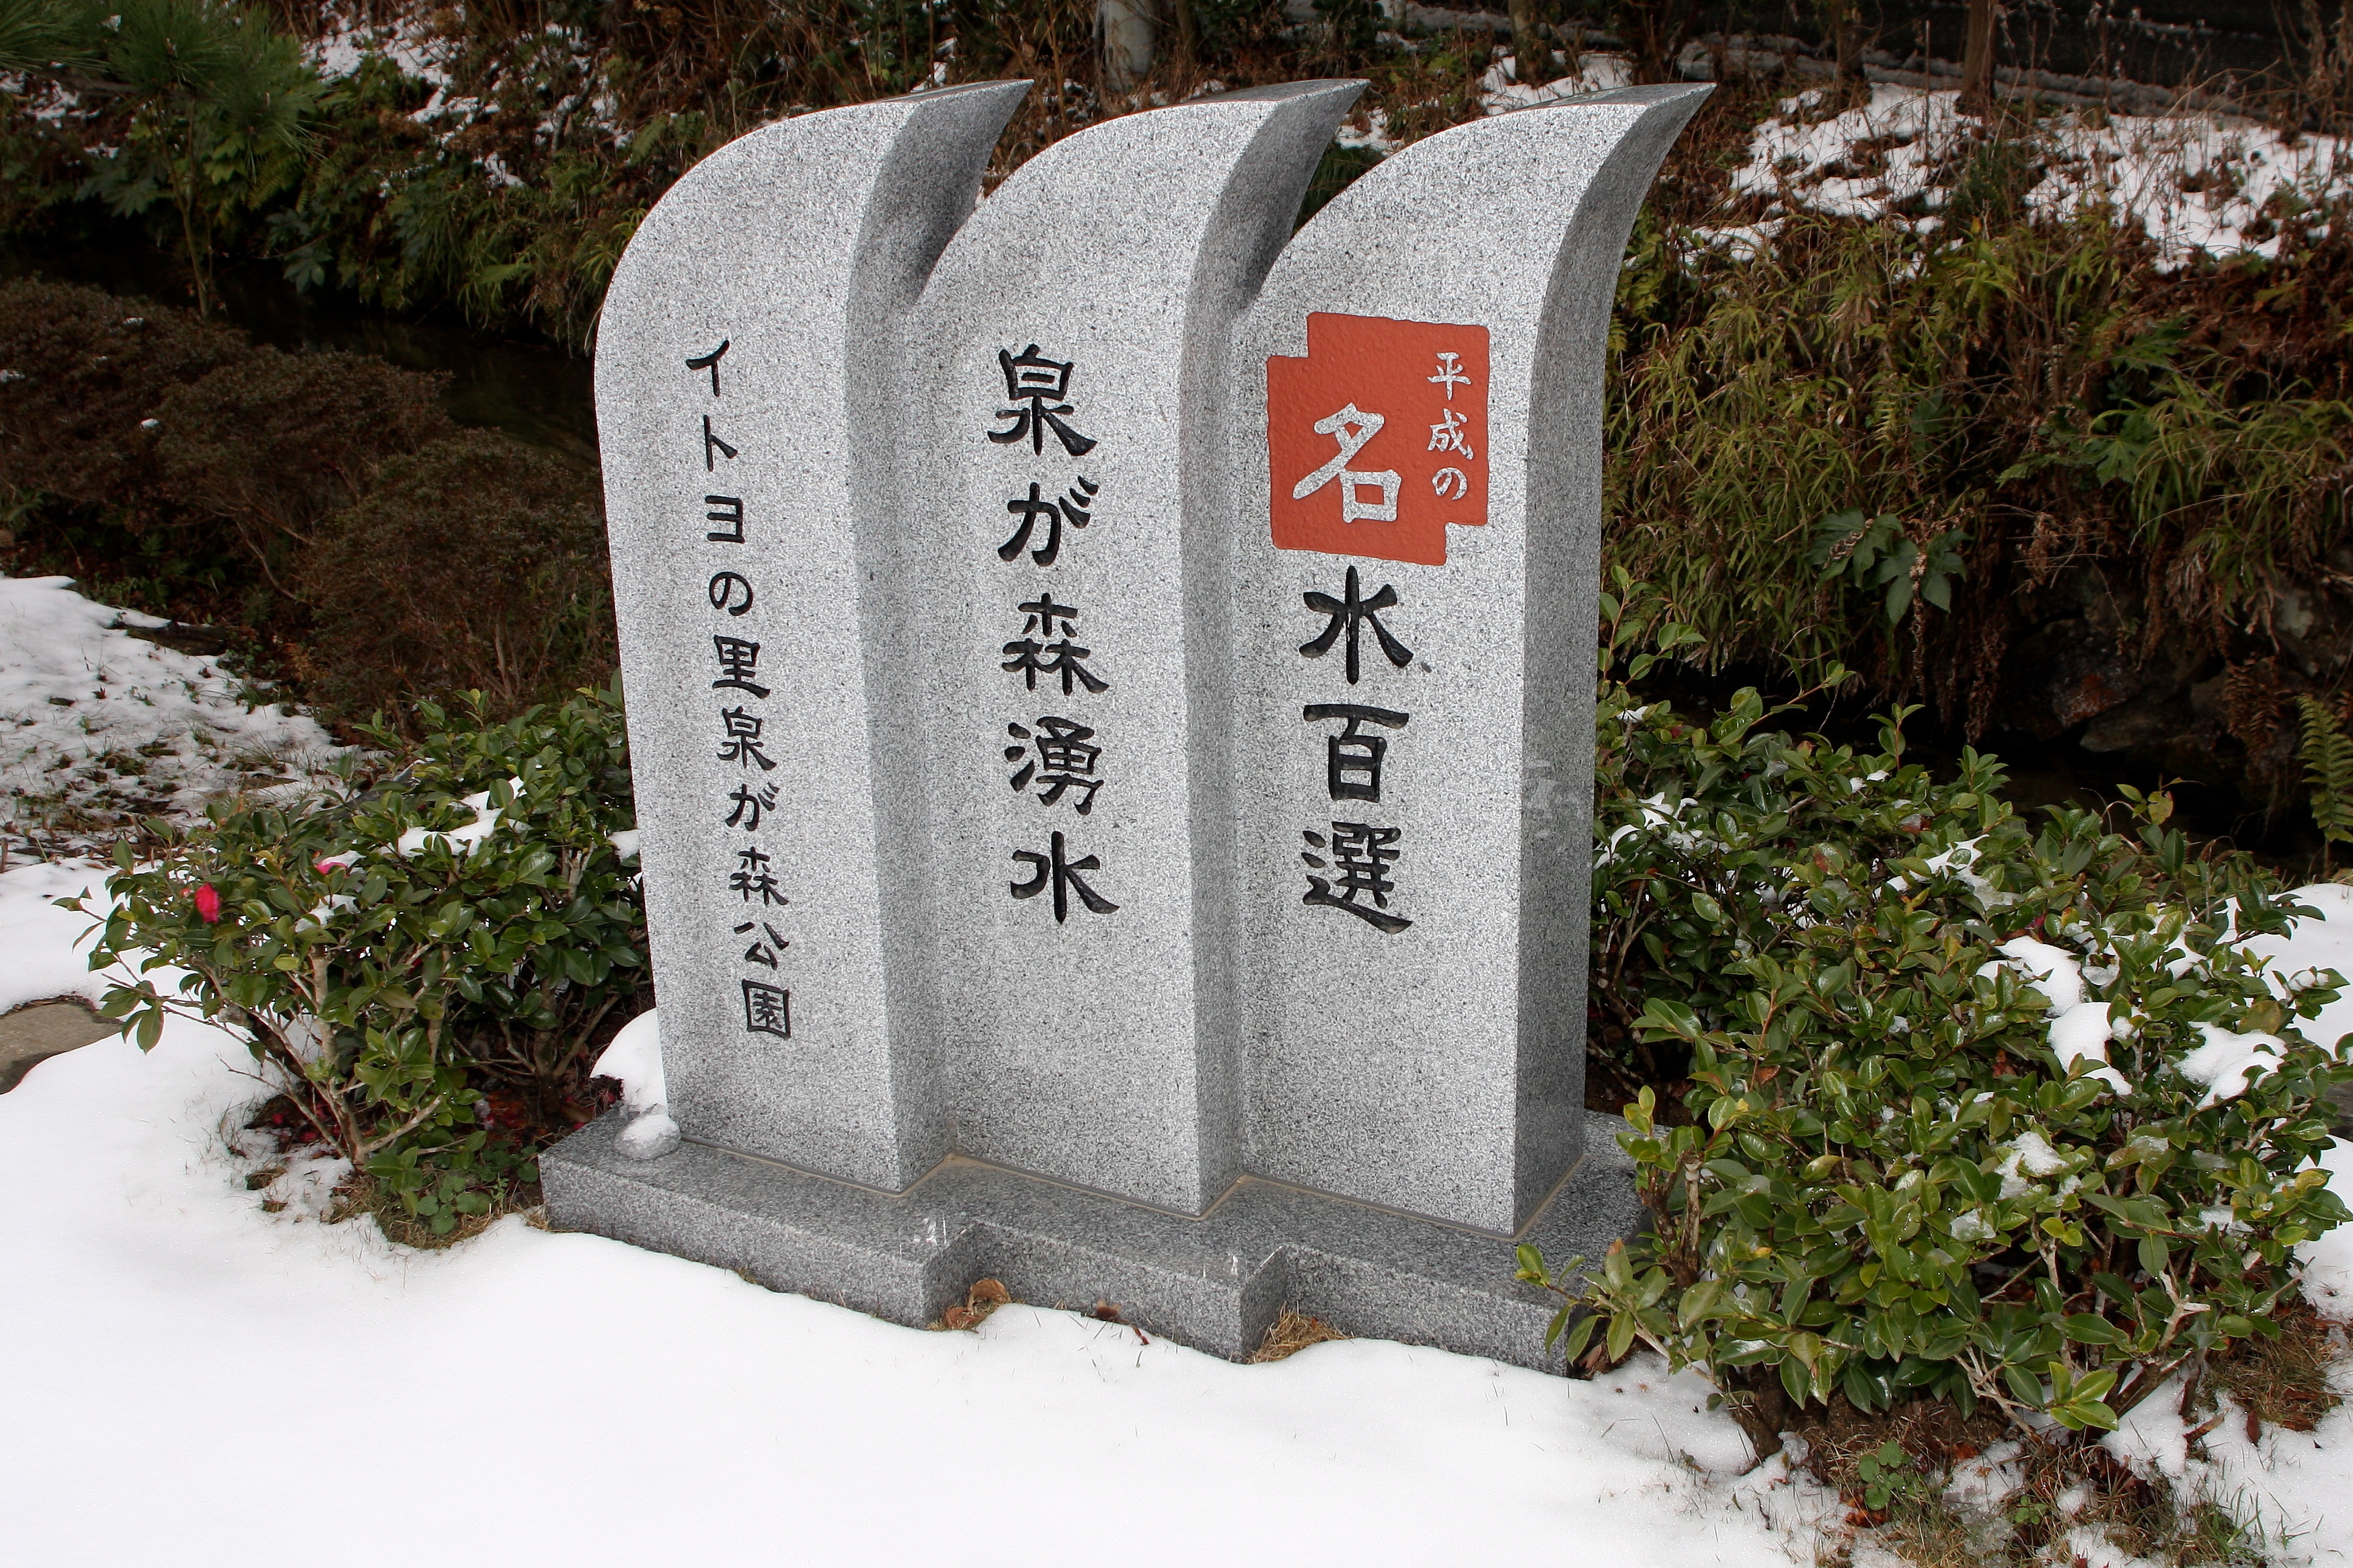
[1244,83,1712,361]
[596,80,1031,409]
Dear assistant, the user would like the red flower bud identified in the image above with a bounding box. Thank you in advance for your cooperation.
[194,885,221,924]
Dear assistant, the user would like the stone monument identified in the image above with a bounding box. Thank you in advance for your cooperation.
[545,76,1711,1370]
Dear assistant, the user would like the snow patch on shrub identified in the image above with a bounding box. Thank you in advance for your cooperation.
[593,1008,664,1116]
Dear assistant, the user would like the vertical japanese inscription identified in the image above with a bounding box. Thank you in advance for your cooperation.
[986,345,1120,924]
[1266,318,1491,939]
[687,338,791,1037]
[1291,565,1418,935]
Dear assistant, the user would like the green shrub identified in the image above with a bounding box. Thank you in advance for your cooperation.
[153,344,455,585]
[0,277,252,515]
[1529,608,2353,1448]
[295,429,615,723]
[0,278,267,612]
[67,687,644,1233]
[0,276,615,714]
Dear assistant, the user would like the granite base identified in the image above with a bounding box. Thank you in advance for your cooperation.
[540,1111,1642,1372]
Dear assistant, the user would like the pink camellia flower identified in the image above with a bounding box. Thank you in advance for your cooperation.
[193,885,221,924]
[315,853,356,874]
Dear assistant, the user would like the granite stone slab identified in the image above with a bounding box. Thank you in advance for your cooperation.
[581,79,1712,1363]
[594,82,1026,1191]
[542,1108,1644,1371]
[1225,84,1712,1236]
[898,81,1363,1216]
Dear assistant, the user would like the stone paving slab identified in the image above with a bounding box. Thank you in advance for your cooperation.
[0,1001,113,1093]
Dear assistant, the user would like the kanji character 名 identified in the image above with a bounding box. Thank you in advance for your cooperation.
[726,781,779,830]
[1300,822,1411,933]
[742,978,791,1039]
[1010,830,1120,923]
[989,345,1097,457]
[1290,404,1399,525]
[711,635,769,697]
[1304,703,1408,802]
[1266,314,1490,565]
[717,707,777,771]
[1002,594,1109,695]
[686,339,729,395]
[734,920,789,969]
[997,477,1099,566]
[1007,716,1104,813]
[729,845,788,906]
[1428,407,1473,461]
[1301,564,1415,684]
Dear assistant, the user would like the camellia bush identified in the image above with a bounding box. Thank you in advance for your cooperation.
[1522,579,2353,1449]
[67,687,643,1232]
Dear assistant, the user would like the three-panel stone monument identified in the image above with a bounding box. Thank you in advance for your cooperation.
[544,73,1710,1369]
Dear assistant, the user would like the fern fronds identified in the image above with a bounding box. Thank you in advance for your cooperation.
[2295,694,2353,873]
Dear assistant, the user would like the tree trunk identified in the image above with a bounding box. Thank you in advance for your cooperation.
[1620,0,1686,85]
[1824,0,1865,95]
[1171,0,1197,70]
[1508,0,1547,91]
[1960,0,1998,115]
[179,116,210,319]
[1098,0,1158,93]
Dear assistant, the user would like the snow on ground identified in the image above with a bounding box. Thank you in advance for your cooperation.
[303,12,613,147]
[1477,73,2347,268]
[1483,52,1637,113]
[3,577,2350,1563]
[302,10,452,89]
[0,857,114,1014]
[3,894,2348,1566]
[1337,106,1405,155]
[1723,85,2353,266]
[0,860,1844,1566]
[282,32,2353,266]
[0,576,342,859]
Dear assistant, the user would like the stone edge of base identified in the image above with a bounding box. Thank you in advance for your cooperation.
[540,1109,1643,1374]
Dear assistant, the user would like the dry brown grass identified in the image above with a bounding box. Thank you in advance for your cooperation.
[2210,1300,2347,1435]
[1249,1308,1350,1364]
[1795,1397,2009,1517]
[933,1278,1013,1332]
[1843,1431,2240,1567]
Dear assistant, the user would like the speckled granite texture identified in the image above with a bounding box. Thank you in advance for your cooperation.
[1227,85,1711,1234]
[595,83,1028,1192]
[576,81,1709,1366]
[900,81,1364,1217]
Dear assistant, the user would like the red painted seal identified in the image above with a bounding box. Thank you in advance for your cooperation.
[1267,312,1490,566]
